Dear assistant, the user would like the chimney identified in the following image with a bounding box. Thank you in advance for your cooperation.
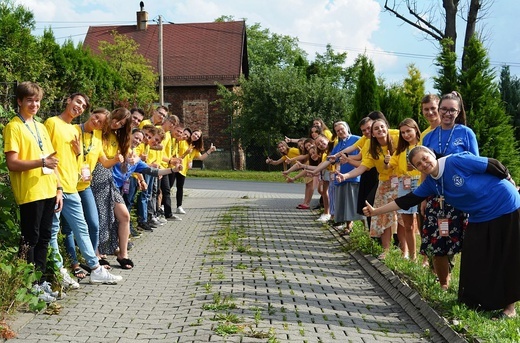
[137,2,148,31]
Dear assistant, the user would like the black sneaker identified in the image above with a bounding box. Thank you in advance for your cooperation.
[138,222,154,231]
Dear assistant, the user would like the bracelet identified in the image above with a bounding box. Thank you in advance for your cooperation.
[57,187,63,191]
[42,158,46,168]
[170,168,175,174]
[76,153,81,158]
[384,161,389,165]
[206,151,211,155]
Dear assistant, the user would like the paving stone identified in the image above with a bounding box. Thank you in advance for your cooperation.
[3,183,461,342]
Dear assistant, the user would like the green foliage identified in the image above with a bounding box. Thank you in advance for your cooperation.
[378,82,414,128]
[434,39,458,95]
[217,66,347,151]
[351,55,379,135]
[459,35,520,178]
[0,249,45,314]
[403,64,426,126]
[98,31,158,107]
[245,22,307,73]
[499,65,520,141]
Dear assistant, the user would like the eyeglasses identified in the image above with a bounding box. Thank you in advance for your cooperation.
[439,107,459,115]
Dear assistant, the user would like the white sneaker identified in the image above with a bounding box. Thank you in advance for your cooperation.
[90,267,123,285]
[166,214,182,221]
[316,214,331,223]
[157,215,167,224]
[60,268,80,289]
[32,284,56,303]
[40,281,59,298]
[175,206,186,214]
[150,217,164,226]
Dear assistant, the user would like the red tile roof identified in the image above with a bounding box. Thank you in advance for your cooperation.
[83,20,248,87]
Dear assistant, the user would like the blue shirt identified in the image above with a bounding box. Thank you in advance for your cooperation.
[112,161,157,188]
[413,152,520,222]
[422,124,479,156]
[331,134,361,185]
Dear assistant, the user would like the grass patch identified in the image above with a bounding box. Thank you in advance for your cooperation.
[346,224,520,342]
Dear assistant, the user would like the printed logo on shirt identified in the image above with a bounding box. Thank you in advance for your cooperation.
[453,138,465,146]
[452,174,464,187]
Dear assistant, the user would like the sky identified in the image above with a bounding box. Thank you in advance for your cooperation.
[15,0,520,92]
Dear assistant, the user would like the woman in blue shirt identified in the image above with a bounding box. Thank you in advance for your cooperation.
[364,146,520,319]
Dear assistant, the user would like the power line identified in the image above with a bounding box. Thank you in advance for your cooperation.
[33,20,520,69]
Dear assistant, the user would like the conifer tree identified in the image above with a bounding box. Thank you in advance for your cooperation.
[459,35,520,178]
[351,55,379,135]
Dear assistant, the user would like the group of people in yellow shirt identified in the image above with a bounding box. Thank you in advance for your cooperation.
[3,81,216,302]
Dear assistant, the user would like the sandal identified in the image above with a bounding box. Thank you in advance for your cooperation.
[492,311,517,320]
[99,259,112,270]
[116,258,134,270]
[72,267,88,280]
[339,228,352,237]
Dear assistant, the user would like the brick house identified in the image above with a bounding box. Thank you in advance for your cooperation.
[83,7,249,169]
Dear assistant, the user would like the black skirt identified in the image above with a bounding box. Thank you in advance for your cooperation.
[458,208,520,310]
[356,167,378,215]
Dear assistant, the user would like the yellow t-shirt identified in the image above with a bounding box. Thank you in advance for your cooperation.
[389,146,421,178]
[178,140,191,176]
[3,116,57,204]
[139,119,152,129]
[361,134,399,181]
[103,132,119,159]
[44,116,81,193]
[354,136,367,150]
[419,126,434,145]
[282,147,301,161]
[76,126,104,191]
[160,131,173,169]
[323,129,333,141]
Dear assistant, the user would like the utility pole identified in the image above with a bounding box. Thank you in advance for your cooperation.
[158,15,164,106]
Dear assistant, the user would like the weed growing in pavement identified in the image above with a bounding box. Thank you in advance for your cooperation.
[211,312,242,323]
[188,318,204,326]
[234,262,247,269]
[203,282,212,293]
[202,293,237,311]
[214,322,239,337]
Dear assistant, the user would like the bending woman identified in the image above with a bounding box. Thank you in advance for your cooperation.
[364,146,520,318]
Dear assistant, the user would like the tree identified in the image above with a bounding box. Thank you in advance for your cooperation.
[433,39,459,95]
[245,22,307,74]
[379,82,415,128]
[499,65,520,141]
[351,55,379,135]
[403,64,426,127]
[306,44,348,87]
[98,31,158,107]
[459,35,520,178]
[383,0,486,71]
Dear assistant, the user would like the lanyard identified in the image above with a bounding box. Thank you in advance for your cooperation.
[438,124,457,155]
[434,175,445,213]
[17,113,43,151]
[80,124,94,160]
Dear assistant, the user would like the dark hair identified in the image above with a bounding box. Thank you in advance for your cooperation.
[309,125,322,137]
[189,129,205,151]
[142,124,158,136]
[369,118,394,159]
[358,117,372,127]
[313,118,329,132]
[130,108,145,117]
[439,91,466,125]
[16,81,43,102]
[395,118,421,155]
[421,94,440,104]
[102,107,132,158]
[69,92,90,111]
[367,111,386,121]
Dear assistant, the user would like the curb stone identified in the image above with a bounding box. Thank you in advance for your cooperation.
[329,227,467,343]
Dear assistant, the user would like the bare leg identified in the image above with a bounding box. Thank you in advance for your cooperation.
[114,202,132,269]
[303,181,313,206]
[321,181,330,215]
[396,223,407,257]
[504,303,517,317]
[402,214,416,260]
[433,255,450,289]
[380,227,392,257]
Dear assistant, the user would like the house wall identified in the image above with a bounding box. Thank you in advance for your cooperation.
[164,85,234,169]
